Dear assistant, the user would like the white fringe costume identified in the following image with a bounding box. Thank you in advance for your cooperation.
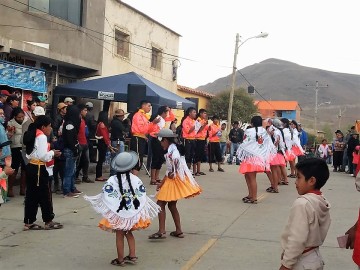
[84,174,160,231]
[236,127,276,173]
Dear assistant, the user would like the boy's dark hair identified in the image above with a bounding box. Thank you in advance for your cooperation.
[139,100,150,107]
[296,158,329,190]
[321,139,327,143]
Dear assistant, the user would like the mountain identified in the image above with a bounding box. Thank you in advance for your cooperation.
[197,58,360,131]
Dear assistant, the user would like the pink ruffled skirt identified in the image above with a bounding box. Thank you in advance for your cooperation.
[239,156,269,174]
[292,145,304,156]
[270,153,286,166]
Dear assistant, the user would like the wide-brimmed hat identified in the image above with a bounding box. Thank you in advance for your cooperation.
[157,128,177,138]
[111,151,139,173]
[272,118,283,129]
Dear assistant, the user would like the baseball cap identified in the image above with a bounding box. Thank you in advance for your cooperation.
[64,97,74,103]
[37,96,47,102]
[57,102,67,110]
[0,90,11,96]
[33,106,46,116]
[85,102,93,108]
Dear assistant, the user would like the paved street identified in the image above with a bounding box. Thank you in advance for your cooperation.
[0,163,358,270]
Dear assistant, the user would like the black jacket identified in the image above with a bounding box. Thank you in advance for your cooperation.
[63,105,80,155]
[52,114,64,137]
[85,111,97,139]
[110,117,125,141]
[229,128,244,143]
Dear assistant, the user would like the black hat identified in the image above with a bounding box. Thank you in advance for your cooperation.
[0,141,11,148]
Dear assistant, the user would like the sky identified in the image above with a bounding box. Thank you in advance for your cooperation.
[122,0,360,89]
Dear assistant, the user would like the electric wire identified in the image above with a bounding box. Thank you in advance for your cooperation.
[7,0,232,68]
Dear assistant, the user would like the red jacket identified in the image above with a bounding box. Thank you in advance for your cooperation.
[96,122,110,146]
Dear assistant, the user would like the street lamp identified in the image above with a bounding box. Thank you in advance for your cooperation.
[227,32,269,132]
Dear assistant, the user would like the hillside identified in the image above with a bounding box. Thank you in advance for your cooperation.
[197,58,360,131]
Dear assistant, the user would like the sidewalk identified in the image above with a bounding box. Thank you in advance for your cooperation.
[0,163,358,269]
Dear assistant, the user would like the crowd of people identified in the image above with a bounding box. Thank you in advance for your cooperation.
[1,92,360,268]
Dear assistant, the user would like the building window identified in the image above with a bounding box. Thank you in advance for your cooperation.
[29,0,83,26]
[115,30,130,58]
[151,47,162,70]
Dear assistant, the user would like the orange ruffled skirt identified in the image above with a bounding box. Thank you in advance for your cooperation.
[98,218,151,232]
[270,153,286,166]
[156,175,201,202]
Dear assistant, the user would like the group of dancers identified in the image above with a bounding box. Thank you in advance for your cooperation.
[237,116,304,204]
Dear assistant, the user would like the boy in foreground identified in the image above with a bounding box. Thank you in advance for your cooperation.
[280,158,331,270]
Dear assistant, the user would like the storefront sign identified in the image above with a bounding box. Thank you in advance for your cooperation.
[0,60,46,93]
[98,91,114,100]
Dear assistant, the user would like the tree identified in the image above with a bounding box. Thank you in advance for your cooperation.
[207,88,258,123]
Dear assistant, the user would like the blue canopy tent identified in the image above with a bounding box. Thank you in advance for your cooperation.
[53,72,194,114]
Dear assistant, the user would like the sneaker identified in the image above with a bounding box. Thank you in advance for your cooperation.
[63,193,79,198]
[83,178,95,183]
[73,189,83,195]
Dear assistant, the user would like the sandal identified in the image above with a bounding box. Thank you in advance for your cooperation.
[45,221,63,230]
[199,172,206,175]
[110,258,125,267]
[23,223,44,231]
[170,231,185,238]
[150,181,158,185]
[124,255,138,264]
[269,188,279,193]
[266,187,273,192]
[209,168,214,172]
[156,179,162,183]
[194,172,201,176]
[280,181,289,185]
[148,232,166,239]
[242,196,250,202]
[217,168,225,172]
[244,199,257,204]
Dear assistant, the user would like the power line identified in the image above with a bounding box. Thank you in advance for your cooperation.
[236,70,275,110]
[8,0,232,68]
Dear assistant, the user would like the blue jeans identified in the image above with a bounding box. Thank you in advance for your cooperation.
[220,142,227,159]
[229,143,240,164]
[63,148,77,195]
[110,140,125,176]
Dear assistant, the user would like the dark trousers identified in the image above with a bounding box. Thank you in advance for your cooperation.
[194,139,206,163]
[24,164,54,224]
[208,142,222,163]
[96,139,107,178]
[76,144,89,179]
[184,139,196,165]
[53,158,65,189]
[11,147,26,171]
[151,137,165,169]
[130,136,146,171]
[348,154,354,174]
[333,151,344,168]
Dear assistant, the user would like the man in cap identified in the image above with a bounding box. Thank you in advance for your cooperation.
[53,103,67,138]
[35,96,47,109]
[64,97,74,106]
[51,103,68,193]
[340,126,356,172]
[0,90,10,108]
[85,102,97,163]
[109,109,126,176]
[333,130,345,172]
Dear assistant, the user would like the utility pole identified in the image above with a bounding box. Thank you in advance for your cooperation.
[227,33,240,132]
[306,81,328,135]
[338,106,347,129]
